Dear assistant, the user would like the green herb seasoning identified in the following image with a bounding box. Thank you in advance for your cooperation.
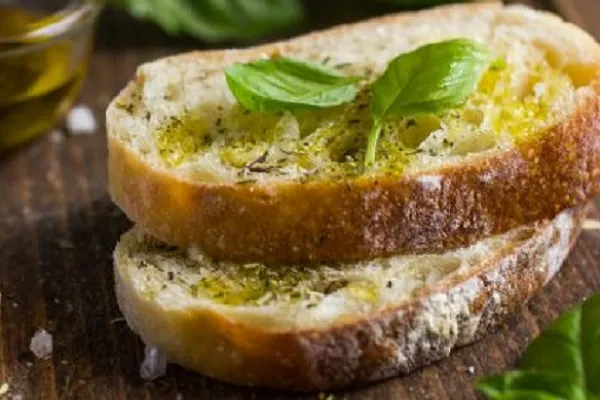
[155,39,574,177]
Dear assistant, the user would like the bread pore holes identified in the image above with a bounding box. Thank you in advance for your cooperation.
[399,115,442,149]
[534,38,598,88]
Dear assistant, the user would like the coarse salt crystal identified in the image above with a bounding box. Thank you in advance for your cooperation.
[29,329,53,359]
[140,344,167,380]
[66,105,97,135]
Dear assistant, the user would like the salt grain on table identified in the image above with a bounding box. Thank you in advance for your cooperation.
[29,329,53,359]
[66,105,97,135]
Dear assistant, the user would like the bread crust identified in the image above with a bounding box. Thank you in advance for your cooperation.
[107,3,600,265]
[114,206,585,391]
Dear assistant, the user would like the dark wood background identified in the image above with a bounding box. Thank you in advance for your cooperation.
[1,1,600,399]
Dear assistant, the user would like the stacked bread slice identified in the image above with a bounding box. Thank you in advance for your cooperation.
[107,2,600,391]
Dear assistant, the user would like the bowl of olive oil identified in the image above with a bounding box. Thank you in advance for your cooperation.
[0,0,102,151]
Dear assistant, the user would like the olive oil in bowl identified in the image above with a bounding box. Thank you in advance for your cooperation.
[0,1,100,151]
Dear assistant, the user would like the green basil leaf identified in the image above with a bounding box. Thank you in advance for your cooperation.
[477,371,586,400]
[478,292,600,400]
[477,390,571,400]
[109,0,304,42]
[370,38,490,120]
[521,293,600,397]
[225,57,360,112]
[365,38,490,166]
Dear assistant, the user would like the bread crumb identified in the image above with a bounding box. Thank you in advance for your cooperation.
[583,219,600,230]
[66,105,97,135]
[0,383,9,397]
[176,394,183,400]
[467,366,475,375]
[11,302,18,309]
[140,344,167,380]
[29,329,53,359]
[49,130,64,143]
[11,395,23,400]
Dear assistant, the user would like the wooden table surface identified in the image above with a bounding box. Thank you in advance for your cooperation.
[1,0,600,399]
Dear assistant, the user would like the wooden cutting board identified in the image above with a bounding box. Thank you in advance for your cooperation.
[1,1,599,398]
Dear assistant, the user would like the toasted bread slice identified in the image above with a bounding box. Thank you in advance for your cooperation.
[114,206,585,391]
[108,3,600,264]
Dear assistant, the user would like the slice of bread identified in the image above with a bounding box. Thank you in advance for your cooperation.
[107,3,600,264]
[114,206,585,391]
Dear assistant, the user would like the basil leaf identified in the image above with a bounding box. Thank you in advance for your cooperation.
[109,0,304,42]
[477,371,586,400]
[522,293,600,397]
[225,57,360,112]
[365,38,490,166]
[477,390,571,400]
[478,292,600,400]
[370,38,490,120]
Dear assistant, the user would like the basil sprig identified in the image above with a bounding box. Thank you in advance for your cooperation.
[225,57,361,112]
[478,292,600,400]
[366,38,490,165]
[225,39,490,166]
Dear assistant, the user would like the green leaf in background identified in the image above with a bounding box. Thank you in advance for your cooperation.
[477,371,587,400]
[365,38,490,166]
[477,292,600,400]
[522,292,600,397]
[108,0,469,43]
[225,57,360,112]
[109,0,304,42]
[376,0,463,8]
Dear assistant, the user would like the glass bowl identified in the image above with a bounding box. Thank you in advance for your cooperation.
[0,0,102,151]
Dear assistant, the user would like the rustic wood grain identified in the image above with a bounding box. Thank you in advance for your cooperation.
[1,1,599,399]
